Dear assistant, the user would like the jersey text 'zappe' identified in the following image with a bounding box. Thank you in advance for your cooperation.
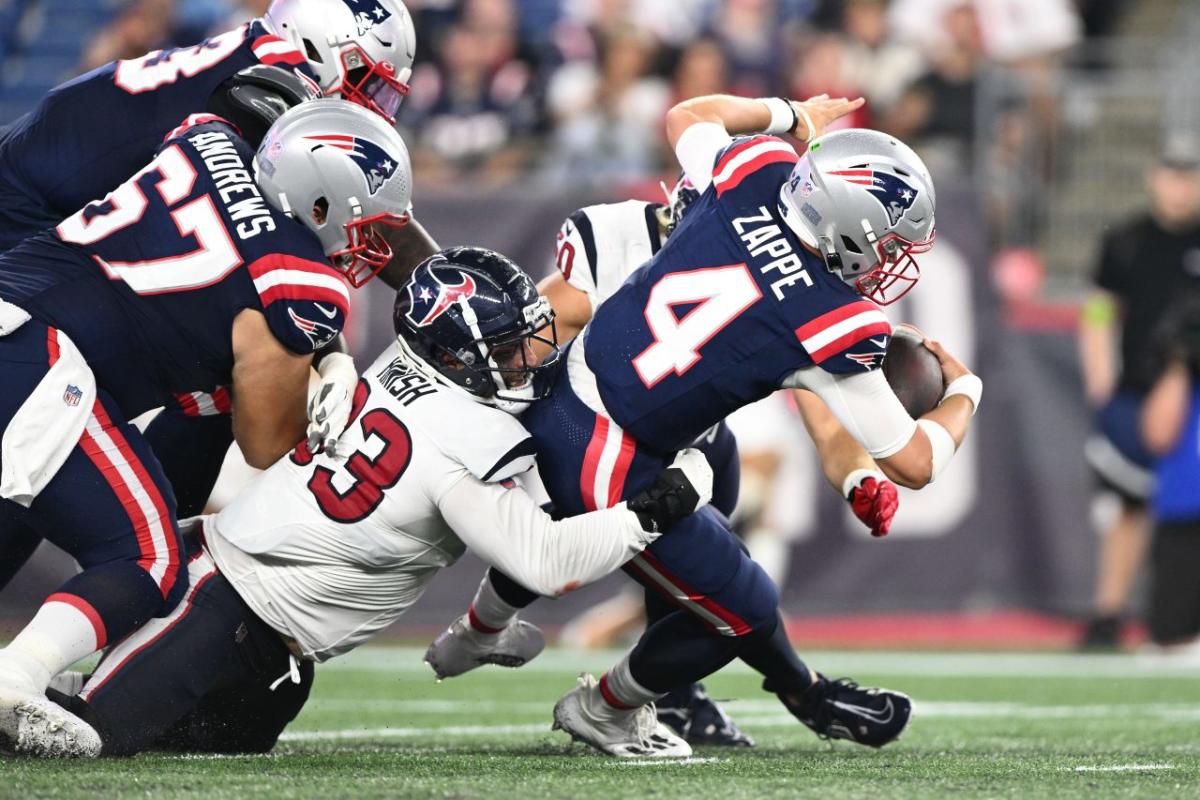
[581,135,892,454]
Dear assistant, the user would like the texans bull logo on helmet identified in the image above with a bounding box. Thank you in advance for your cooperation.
[830,169,920,226]
[405,271,478,327]
[344,0,393,36]
[305,134,399,195]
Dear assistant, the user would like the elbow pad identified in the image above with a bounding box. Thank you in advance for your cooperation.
[207,65,320,147]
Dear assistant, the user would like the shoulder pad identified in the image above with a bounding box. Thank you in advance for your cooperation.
[249,254,350,354]
[795,300,892,374]
[557,200,661,307]
[712,135,798,198]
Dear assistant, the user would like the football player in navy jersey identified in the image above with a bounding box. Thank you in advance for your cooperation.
[0,0,421,594]
[0,98,412,756]
[427,94,982,757]
[0,0,416,251]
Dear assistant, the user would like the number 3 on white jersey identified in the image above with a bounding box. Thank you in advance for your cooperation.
[57,145,241,295]
[114,27,245,94]
[632,265,762,388]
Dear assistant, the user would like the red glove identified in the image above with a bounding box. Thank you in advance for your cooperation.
[844,469,899,537]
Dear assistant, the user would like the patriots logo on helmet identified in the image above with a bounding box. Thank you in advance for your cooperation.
[288,306,340,349]
[406,271,478,328]
[830,170,919,226]
[305,134,399,195]
[344,0,392,36]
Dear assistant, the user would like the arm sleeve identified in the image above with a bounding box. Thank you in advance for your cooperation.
[674,122,734,191]
[246,254,351,355]
[1093,230,1127,295]
[437,474,653,597]
[783,366,917,459]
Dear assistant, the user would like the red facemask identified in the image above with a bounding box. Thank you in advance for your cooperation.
[331,211,410,287]
[335,47,410,124]
[855,231,936,305]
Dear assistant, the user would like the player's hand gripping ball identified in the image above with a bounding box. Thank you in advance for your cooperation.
[882,324,944,418]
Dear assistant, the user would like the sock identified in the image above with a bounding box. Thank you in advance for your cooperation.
[465,574,521,634]
[627,609,743,694]
[737,612,816,694]
[598,653,662,711]
[0,594,104,691]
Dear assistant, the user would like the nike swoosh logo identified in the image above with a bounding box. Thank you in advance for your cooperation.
[832,697,894,725]
[314,303,338,319]
[870,337,889,349]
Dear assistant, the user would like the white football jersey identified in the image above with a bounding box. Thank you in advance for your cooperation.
[206,346,654,662]
[556,199,664,313]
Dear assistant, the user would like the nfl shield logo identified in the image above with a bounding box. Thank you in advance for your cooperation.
[63,384,82,407]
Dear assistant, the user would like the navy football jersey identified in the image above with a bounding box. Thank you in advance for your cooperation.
[0,20,313,251]
[583,135,892,453]
[0,119,348,418]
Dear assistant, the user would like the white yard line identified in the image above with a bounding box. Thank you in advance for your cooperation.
[280,723,549,742]
[609,758,722,767]
[1071,764,1175,772]
[326,646,1200,679]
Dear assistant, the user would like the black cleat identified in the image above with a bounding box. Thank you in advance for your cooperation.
[767,675,911,748]
[656,683,754,747]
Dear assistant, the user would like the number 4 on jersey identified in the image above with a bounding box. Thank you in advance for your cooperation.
[632,264,762,388]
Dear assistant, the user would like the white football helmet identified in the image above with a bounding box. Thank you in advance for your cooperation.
[778,129,936,305]
[255,98,413,287]
[263,0,416,122]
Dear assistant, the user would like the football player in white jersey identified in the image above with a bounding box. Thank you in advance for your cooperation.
[27,248,713,758]
[426,175,900,747]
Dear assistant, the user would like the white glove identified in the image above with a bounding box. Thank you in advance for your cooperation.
[306,352,358,456]
[670,447,714,510]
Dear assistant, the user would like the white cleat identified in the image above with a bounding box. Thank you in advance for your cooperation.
[552,674,692,758]
[424,617,545,679]
[0,688,101,758]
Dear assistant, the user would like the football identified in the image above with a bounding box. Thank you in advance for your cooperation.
[882,324,945,418]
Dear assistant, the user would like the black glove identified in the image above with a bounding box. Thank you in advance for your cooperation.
[207,65,320,147]
[627,449,713,533]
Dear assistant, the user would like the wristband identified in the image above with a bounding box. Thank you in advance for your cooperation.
[841,468,883,500]
[760,97,798,135]
[792,102,817,143]
[916,419,956,482]
[942,374,982,415]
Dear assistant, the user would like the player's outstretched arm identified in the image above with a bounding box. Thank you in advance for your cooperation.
[794,389,898,537]
[230,309,313,469]
[438,450,712,597]
[666,94,865,188]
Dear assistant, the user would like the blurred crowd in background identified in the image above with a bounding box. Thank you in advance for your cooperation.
[59,0,1122,192]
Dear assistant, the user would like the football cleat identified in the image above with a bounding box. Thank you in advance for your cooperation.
[656,683,754,747]
[767,675,911,748]
[0,688,101,758]
[424,617,545,679]
[552,674,692,758]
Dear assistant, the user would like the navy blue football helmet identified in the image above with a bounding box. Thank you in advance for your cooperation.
[394,247,560,410]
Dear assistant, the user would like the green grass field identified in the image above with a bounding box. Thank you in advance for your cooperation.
[5,647,1200,799]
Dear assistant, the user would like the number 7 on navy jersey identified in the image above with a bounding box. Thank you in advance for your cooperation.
[57,145,241,295]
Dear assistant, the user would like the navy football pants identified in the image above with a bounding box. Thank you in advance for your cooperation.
[513,357,815,694]
[0,320,186,650]
[57,533,311,756]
